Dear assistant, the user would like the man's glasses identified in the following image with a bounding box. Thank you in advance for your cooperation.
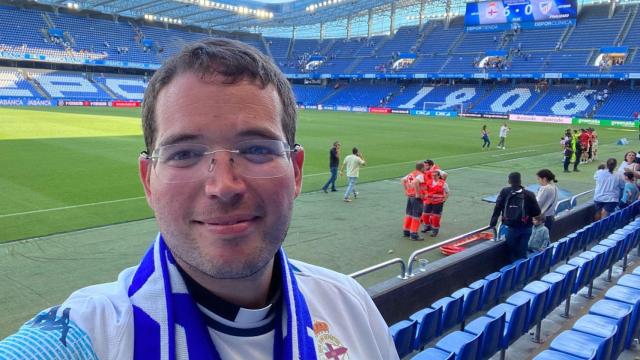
[144,139,298,183]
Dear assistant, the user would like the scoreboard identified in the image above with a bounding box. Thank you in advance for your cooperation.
[464,0,577,28]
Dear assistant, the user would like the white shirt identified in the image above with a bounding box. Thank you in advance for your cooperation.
[343,154,365,178]
[0,259,398,360]
[499,125,509,138]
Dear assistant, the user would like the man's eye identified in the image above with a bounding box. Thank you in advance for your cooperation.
[161,149,204,165]
[240,145,278,156]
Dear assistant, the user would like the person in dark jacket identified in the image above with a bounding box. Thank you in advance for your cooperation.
[321,141,340,193]
[490,172,541,261]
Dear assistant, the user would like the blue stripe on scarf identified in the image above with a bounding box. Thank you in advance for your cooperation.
[131,235,318,360]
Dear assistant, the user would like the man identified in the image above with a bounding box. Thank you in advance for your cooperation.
[321,141,340,193]
[340,147,366,202]
[402,162,425,240]
[423,170,449,237]
[490,172,541,261]
[579,128,590,164]
[572,130,582,172]
[420,160,441,232]
[0,39,398,360]
[497,123,510,150]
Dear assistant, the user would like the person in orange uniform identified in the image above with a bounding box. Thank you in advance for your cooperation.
[423,170,449,237]
[402,162,425,241]
[420,159,440,231]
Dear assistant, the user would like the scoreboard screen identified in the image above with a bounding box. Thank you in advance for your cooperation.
[464,0,577,26]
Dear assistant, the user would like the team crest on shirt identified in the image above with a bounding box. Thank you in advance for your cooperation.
[314,321,349,360]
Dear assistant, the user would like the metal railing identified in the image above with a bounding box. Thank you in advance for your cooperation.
[349,257,408,280]
[405,225,494,277]
[555,189,594,214]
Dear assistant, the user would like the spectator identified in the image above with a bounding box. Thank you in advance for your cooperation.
[340,147,366,202]
[593,158,624,220]
[321,141,340,193]
[620,171,639,209]
[616,151,639,178]
[528,215,550,254]
[535,169,558,230]
[490,172,541,261]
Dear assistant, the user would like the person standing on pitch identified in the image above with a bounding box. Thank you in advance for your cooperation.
[481,125,491,150]
[0,39,398,360]
[497,123,510,150]
[340,147,366,202]
[490,172,541,261]
[402,162,425,240]
[321,141,340,193]
[423,170,449,237]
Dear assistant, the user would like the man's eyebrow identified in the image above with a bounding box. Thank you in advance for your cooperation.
[158,134,203,147]
[237,128,283,141]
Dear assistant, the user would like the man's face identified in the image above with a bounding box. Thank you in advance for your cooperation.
[140,73,303,279]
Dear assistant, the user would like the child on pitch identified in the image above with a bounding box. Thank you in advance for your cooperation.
[528,215,550,255]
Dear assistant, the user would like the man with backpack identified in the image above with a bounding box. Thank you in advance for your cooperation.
[489,172,541,261]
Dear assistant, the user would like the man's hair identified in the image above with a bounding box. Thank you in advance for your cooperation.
[508,172,521,186]
[424,159,434,166]
[352,147,358,154]
[415,162,425,171]
[333,141,340,147]
[141,38,296,152]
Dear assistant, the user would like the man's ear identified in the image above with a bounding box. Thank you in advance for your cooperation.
[139,152,154,208]
[292,146,304,197]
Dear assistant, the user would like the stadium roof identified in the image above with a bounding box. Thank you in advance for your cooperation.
[33,0,418,31]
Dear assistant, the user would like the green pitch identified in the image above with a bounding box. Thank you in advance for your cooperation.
[0,106,632,243]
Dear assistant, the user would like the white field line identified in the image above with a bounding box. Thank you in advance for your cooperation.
[0,142,555,218]
[0,196,146,218]
[490,149,537,157]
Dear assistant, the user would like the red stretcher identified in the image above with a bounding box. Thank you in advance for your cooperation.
[440,231,495,256]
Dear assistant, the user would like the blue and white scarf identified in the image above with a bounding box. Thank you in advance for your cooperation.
[127,234,318,360]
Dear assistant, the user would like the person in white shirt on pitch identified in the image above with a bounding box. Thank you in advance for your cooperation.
[497,123,510,150]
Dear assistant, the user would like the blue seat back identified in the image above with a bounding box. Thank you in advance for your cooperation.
[554,264,578,298]
[551,239,568,266]
[526,251,543,283]
[410,348,455,360]
[432,296,464,335]
[498,264,515,299]
[539,246,553,274]
[410,306,442,350]
[540,272,565,312]
[504,301,529,346]
[523,281,551,323]
[470,313,505,360]
[481,272,501,308]
[390,319,417,358]
[512,258,529,290]
[568,257,593,292]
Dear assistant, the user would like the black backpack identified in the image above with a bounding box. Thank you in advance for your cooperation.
[502,188,528,226]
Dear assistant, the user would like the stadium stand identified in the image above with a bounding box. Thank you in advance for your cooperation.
[0,3,639,118]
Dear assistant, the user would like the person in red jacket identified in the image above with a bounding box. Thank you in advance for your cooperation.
[402,162,425,240]
[423,170,449,237]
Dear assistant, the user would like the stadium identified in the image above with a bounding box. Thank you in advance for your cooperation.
[2,0,640,357]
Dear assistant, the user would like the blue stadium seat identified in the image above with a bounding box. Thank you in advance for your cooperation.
[553,264,579,316]
[532,350,588,360]
[539,246,554,275]
[512,258,529,290]
[567,256,594,294]
[389,319,417,358]
[434,331,481,360]
[486,300,529,352]
[410,306,442,350]
[604,285,640,347]
[463,313,506,360]
[571,314,617,360]
[589,299,633,355]
[498,264,516,300]
[507,285,549,336]
[578,251,605,284]
[550,330,609,360]
[471,272,501,309]
[551,239,568,266]
[526,251,543,283]
[540,272,566,312]
[617,274,640,290]
[452,286,483,326]
[410,348,454,360]
[431,296,464,336]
